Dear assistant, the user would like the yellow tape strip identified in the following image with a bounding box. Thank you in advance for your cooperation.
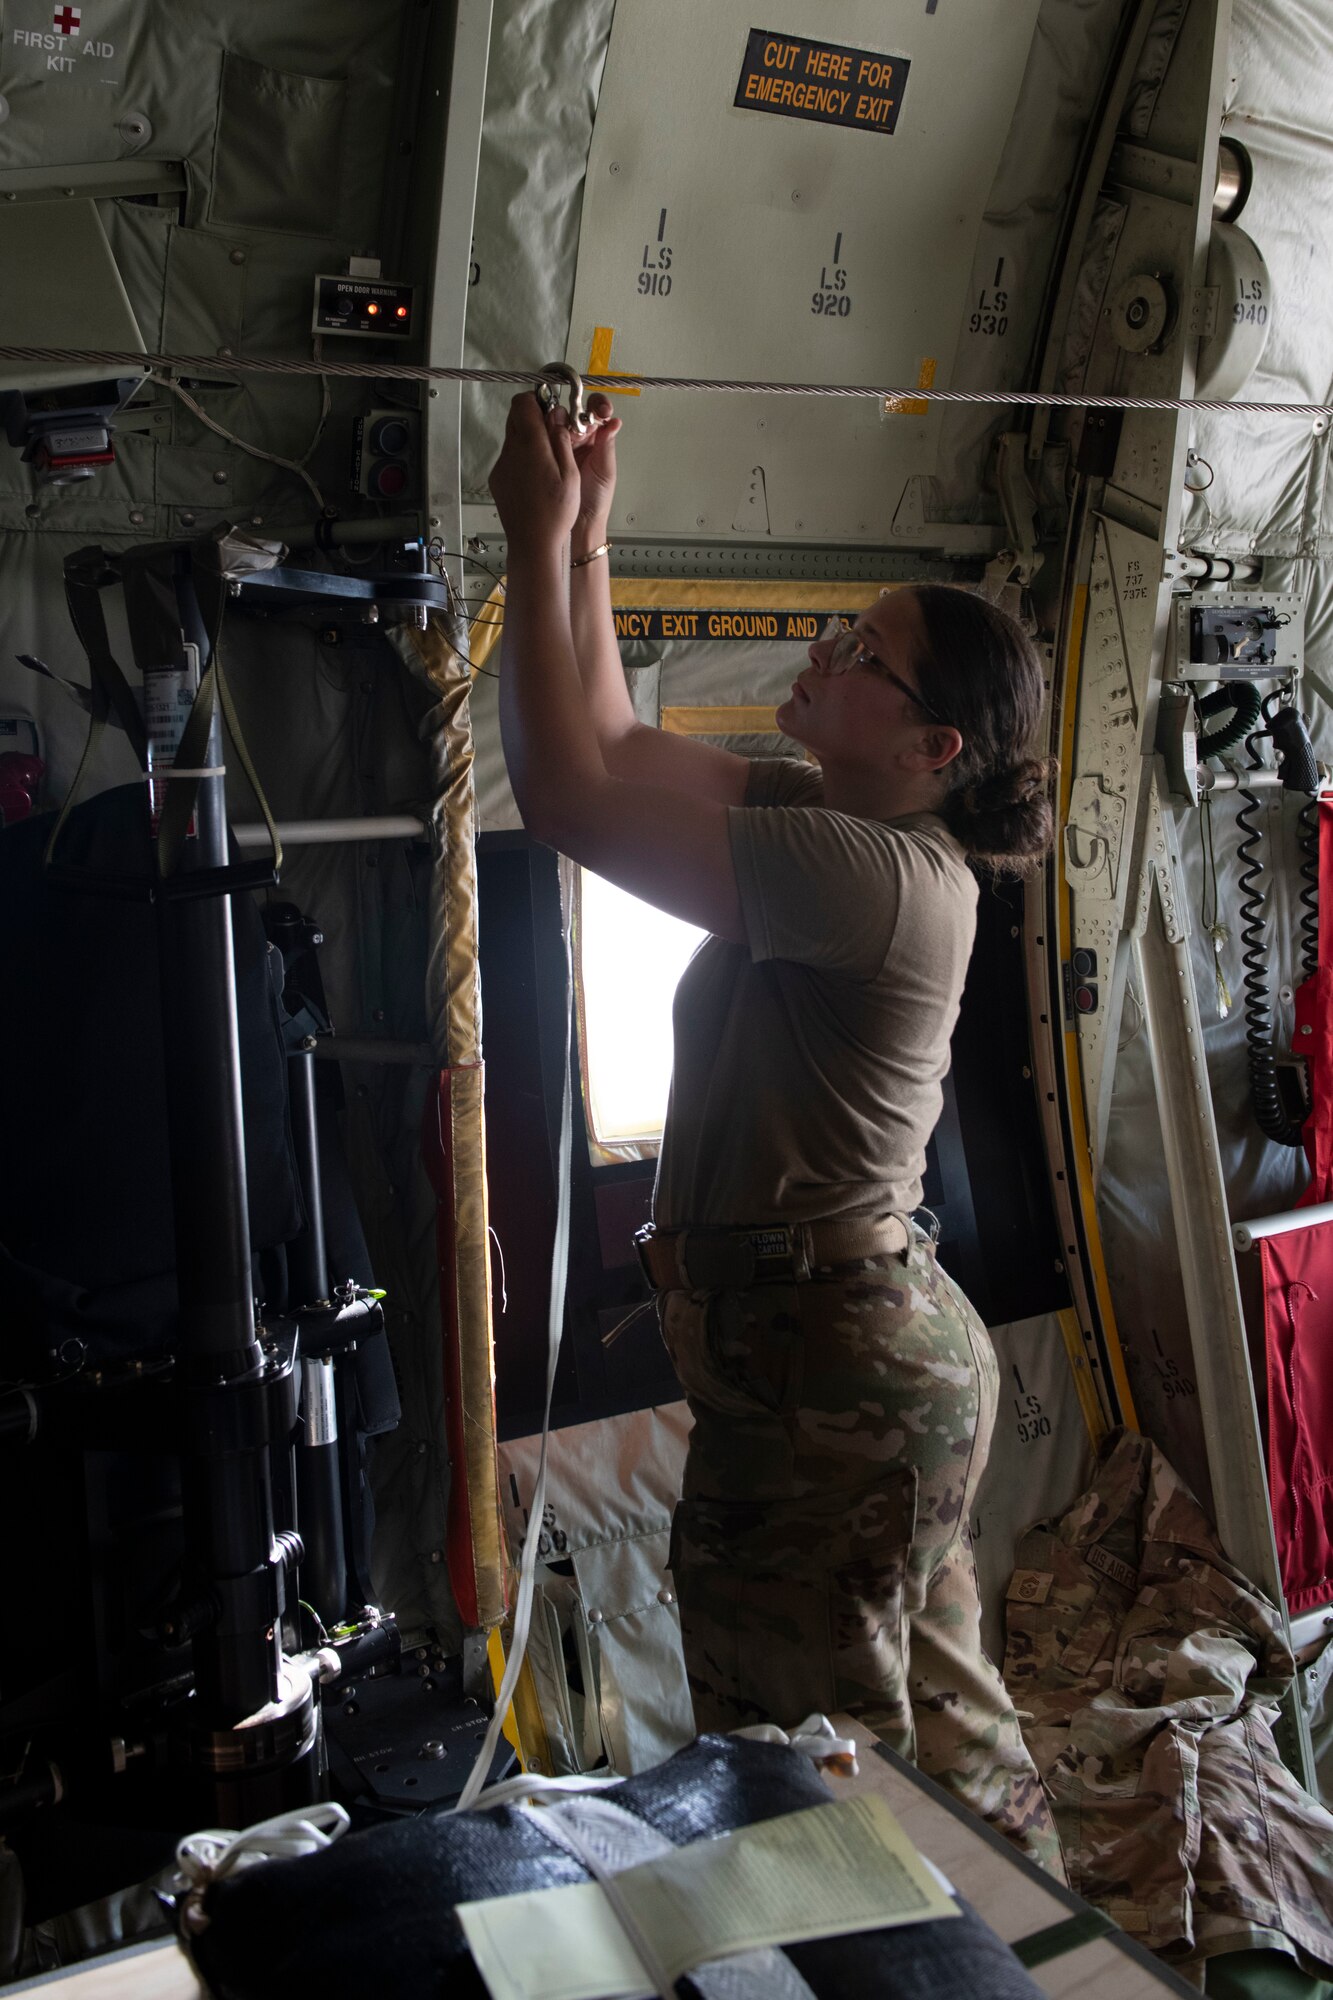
[661,705,781,736]
[587,325,641,397]
[1056,582,1138,1433]
[487,1625,553,1777]
[888,356,936,417]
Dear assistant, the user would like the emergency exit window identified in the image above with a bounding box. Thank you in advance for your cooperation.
[577,867,705,1150]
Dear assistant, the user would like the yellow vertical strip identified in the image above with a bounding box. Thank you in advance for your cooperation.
[1056,583,1139,1430]
[487,1626,554,1776]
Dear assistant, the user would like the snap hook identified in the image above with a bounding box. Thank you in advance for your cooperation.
[535,362,589,435]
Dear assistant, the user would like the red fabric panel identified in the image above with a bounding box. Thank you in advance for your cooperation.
[421,1069,481,1628]
[1262,799,1333,1613]
[1261,1229,1333,1615]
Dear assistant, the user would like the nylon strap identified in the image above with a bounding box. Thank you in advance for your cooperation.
[154,557,281,879]
[43,550,151,868]
[38,542,282,883]
[1011,1908,1116,1967]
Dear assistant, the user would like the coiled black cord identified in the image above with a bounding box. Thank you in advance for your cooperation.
[1236,716,1307,1146]
[1298,798,1320,983]
[1197,680,1263,758]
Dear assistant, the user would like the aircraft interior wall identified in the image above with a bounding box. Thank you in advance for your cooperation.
[3,0,1333,1976]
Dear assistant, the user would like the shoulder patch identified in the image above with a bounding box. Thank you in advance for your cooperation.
[1006,1569,1053,1606]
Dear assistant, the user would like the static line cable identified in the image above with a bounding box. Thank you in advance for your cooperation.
[8,345,1333,422]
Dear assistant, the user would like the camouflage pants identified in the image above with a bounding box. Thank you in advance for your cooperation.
[660,1238,1067,1881]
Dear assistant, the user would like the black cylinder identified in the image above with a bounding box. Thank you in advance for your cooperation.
[296,1354,347,1627]
[153,563,259,1375]
[151,559,275,1752]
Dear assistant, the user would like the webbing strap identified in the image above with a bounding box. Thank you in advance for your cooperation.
[40,544,282,883]
[1010,1908,1116,1967]
[523,1796,819,2000]
[43,551,150,868]
[153,561,281,879]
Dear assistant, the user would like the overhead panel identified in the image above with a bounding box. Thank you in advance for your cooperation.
[565,0,1041,545]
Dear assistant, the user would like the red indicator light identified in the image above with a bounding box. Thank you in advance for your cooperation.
[367,301,380,316]
[395,305,409,319]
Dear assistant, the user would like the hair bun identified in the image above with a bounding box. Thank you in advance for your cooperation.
[952,756,1055,878]
[960,756,1050,818]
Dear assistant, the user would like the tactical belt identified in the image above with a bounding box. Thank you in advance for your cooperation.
[634,1215,911,1291]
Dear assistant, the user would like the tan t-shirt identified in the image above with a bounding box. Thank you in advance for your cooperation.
[653,757,978,1228]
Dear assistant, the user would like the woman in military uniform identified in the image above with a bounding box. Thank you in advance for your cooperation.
[488,389,1064,1877]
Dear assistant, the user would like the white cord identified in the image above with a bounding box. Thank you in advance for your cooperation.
[453,915,577,1812]
[152,371,330,514]
[730,1713,860,1772]
[465,1769,627,1812]
[173,1801,350,1935]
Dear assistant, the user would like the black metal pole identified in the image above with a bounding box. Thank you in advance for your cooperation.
[286,1051,348,1622]
[150,558,286,1753]
[157,563,261,1378]
[286,1052,330,1310]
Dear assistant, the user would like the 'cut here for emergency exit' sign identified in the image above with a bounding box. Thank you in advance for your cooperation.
[734,28,910,134]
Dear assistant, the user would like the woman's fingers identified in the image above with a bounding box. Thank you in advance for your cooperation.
[547,409,578,477]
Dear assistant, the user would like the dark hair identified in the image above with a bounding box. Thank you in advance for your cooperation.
[908,584,1054,877]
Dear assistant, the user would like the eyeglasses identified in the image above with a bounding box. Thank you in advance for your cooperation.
[820,618,947,725]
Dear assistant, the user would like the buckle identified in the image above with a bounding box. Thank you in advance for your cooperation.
[633,1223,660,1288]
[633,1222,809,1289]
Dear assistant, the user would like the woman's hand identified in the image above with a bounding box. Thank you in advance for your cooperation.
[572,393,621,541]
[488,392,582,555]
[488,391,622,559]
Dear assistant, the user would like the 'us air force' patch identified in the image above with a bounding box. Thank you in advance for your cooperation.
[1086,1543,1138,1593]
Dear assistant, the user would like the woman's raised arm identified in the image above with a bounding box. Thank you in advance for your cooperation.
[490,392,745,940]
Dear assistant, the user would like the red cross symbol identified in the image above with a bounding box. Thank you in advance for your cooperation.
[53,5,81,32]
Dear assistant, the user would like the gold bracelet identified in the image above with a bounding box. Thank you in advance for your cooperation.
[569,539,612,569]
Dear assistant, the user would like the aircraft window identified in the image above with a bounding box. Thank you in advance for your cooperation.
[576,866,705,1150]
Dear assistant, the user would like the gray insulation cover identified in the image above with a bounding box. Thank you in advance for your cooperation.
[1096,0,1333,1528]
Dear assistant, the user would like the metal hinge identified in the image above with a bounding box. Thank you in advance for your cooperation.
[1189,286,1220,339]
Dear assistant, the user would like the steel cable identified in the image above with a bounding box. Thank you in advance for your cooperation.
[4,343,1333,420]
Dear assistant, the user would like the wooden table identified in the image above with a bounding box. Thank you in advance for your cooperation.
[825,1715,1196,1999]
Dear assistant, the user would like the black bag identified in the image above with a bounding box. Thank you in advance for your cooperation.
[187,1735,1045,2000]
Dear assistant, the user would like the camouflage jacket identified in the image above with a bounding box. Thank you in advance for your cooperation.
[1003,1428,1333,1977]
